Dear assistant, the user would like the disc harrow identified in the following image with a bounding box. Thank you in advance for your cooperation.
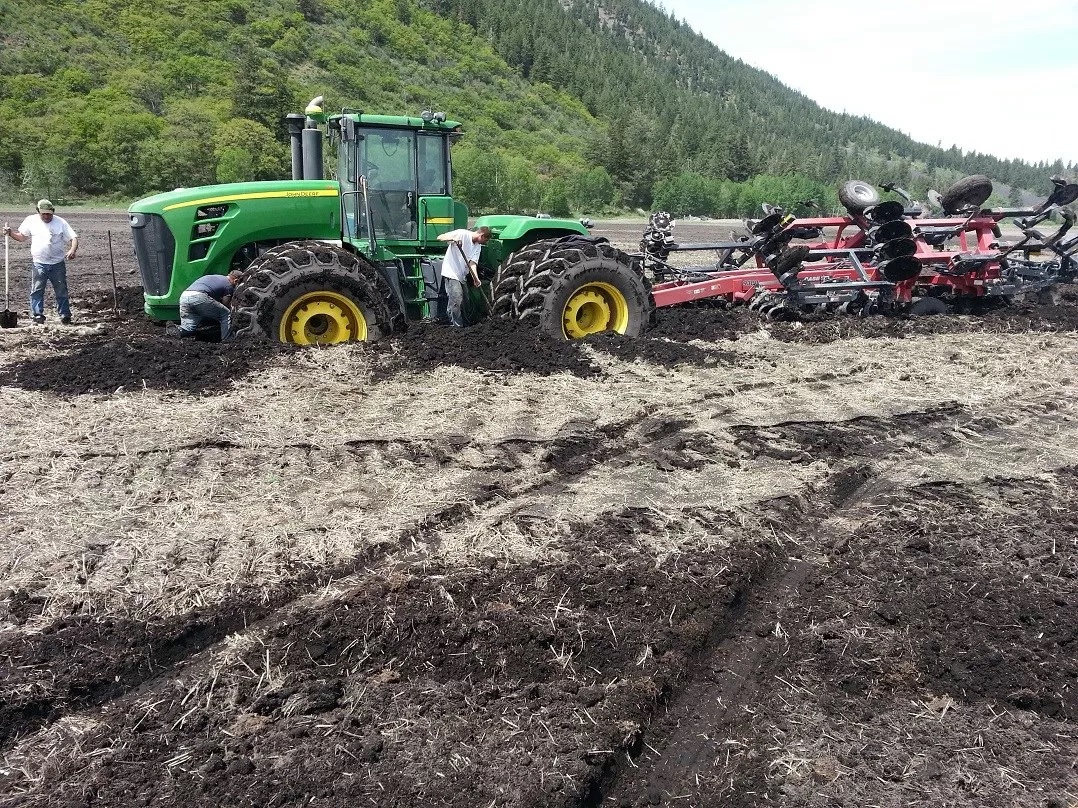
[637,175,1078,318]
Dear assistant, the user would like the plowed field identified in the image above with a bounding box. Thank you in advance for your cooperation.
[0,212,1075,807]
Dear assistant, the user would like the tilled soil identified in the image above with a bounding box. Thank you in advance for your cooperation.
[0,212,1075,808]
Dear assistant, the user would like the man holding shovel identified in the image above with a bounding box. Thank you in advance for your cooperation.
[3,199,78,325]
[436,225,491,327]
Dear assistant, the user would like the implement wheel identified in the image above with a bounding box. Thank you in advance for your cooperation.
[231,242,400,344]
[909,297,950,316]
[940,175,993,214]
[839,180,880,214]
[491,238,653,339]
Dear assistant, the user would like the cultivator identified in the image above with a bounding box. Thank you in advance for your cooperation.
[637,175,1078,319]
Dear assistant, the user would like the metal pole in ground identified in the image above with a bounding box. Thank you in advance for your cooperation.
[107,230,118,316]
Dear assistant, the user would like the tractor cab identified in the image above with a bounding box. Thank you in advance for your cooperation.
[328,112,468,252]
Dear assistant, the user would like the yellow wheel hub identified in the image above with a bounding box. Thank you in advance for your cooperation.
[279,291,368,344]
[561,282,630,339]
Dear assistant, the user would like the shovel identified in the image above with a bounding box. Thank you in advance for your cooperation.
[1,232,17,328]
[454,241,492,310]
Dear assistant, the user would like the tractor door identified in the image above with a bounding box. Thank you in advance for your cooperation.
[357,128,418,240]
[418,132,467,244]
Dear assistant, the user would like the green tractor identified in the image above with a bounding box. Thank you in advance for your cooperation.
[128,97,652,344]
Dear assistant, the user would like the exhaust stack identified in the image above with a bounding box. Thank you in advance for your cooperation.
[285,114,305,180]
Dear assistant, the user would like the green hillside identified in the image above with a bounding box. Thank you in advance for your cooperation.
[0,0,1071,216]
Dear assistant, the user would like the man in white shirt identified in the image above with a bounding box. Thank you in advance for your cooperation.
[435,226,492,327]
[3,199,79,325]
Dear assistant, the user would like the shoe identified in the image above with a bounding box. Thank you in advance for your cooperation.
[61,316,72,325]
[32,315,45,325]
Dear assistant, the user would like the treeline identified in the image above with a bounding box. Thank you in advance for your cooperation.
[0,0,1071,216]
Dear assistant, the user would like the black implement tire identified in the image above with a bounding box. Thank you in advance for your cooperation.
[940,175,993,214]
[839,180,880,214]
[771,245,810,278]
[230,242,400,344]
[909,297,950,316]
[491,239,653,339]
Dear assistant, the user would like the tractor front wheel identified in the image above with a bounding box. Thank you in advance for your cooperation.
[491,239,653,339]
[230,242,400,344]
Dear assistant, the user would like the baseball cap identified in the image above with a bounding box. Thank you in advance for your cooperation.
[37,199,55,211]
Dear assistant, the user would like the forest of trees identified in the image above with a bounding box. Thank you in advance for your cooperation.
[0,0,1072,217]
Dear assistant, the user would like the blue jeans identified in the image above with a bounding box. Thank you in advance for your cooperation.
[30,261,70,318]
[179,291,231,341]
[444,277,467,327]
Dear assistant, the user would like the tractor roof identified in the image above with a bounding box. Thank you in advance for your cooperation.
[328,112,463,132]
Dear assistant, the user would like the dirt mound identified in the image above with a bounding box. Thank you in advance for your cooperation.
[0,331,290,395]
[77,285,147,315]
[369,317,601,379]
[369,317,739,380]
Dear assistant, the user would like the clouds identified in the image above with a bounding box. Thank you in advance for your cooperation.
[657,0,1078,164]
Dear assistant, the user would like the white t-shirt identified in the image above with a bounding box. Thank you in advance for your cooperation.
[440,229,482,282]
[19,214,77,265]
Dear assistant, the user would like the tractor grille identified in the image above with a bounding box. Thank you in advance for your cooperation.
[130,212,175,296]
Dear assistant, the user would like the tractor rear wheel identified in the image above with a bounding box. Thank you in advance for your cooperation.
[839,180,880,214]
[230,242,400,344]
[940,175,993,214]
[492,239,653,339]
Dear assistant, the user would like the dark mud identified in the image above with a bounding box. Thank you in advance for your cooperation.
[650,289,1078,345]
[0,520,781,808]
[6,283,1074,398]
[602,468,1077,808]
[0,319,293,395]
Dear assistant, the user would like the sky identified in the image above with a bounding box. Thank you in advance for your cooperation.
[654,0,1078,166]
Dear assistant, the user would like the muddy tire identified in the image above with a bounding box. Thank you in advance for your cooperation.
[839,180,880,214]
[909,296,951,316]
[230,241,400,344]
[771,245,810,279]
[491,238,653,339]
[940,175,993,214]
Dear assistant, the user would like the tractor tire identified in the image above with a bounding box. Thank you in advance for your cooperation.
[839,180,880,214]
[940,175,993,214]
[909,296,951,316]
[491,238,653,340]
[230,241,400,344]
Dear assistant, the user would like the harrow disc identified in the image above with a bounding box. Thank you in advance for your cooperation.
[872,219,914,242]
[877,255,921,283]
[868,200,904,223]
[1052,184,1078,207]
[877,237,917,261]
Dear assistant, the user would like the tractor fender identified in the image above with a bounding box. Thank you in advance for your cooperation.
[474,214,591,270]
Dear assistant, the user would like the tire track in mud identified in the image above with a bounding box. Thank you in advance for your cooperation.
[582,400,1078,806]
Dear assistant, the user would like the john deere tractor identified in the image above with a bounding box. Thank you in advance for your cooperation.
[129,97,652,343]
